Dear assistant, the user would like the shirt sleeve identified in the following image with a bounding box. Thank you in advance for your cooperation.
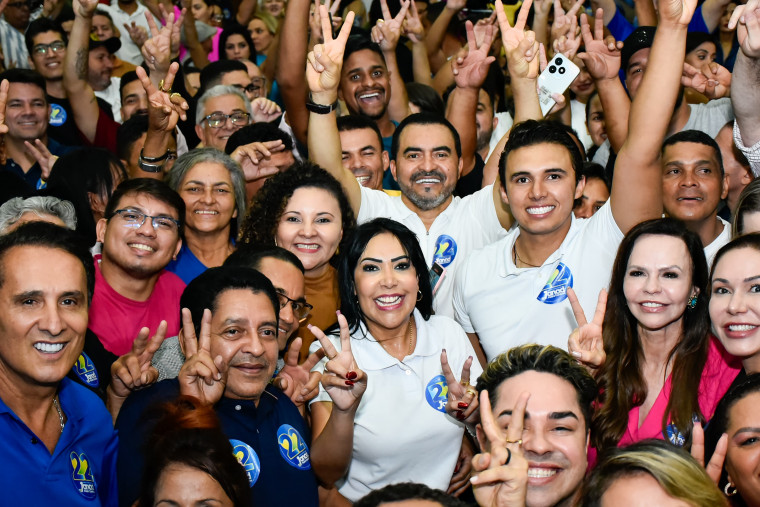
[733,120,760,177]
[453,258,475,334]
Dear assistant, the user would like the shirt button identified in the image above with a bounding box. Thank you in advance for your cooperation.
[235,405,242,411]
[30,438,38,444]
[405,370,411,376]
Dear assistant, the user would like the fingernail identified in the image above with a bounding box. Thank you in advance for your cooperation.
[346,370,357,380]
[456,410,465,420]
[336,310,342,316]
[345,380,354,386]
[470,476,479,484]
[454,462,461,473]
[458,402,469,409]
[570,350,581,358]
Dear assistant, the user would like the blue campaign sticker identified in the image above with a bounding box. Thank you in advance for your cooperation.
[433,235,458,268]
[664,423,686,447]
[277,424,312,470]
[70,451,97,500]
[72,352,99,388]
[425,374,449,413]
[537,262,574,304]
[230,439,261,487]
[49,103,67,127]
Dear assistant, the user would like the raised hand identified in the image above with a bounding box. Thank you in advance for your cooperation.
[308,312,366,412]
[452,20,496,89]
[124,21,149,48]
[691,420,727,484]
[250,97,283,123]
[470,391,530,506]
[577,10,623,81]
[552,14,580,60]
[567,287,606,372]
[371,0,410,52]
[495,0,540,80]
[109,321,167,398]
[24,139,58,180]
[306,6,356,97]
[273,337,325,407]
[230,139,286,183]
[137,62,188,133]
[473,11,499,48]
[0,79,9,165]
[310,0,343,44]
[729,0,760,58]
[404,0,425,43]
[73,0,99,18]
[551,0,584,42]
[141,11,174,77]
[178,308,228,406]
[658,0,697,26]
[700,61,731,98]
[441,349,479,422]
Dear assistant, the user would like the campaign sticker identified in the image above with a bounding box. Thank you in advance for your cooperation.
[433,235,457,268]
[72,352,99,388]
[277,424,312,470]
[70,451,97,500]
[537,262,574,304]
[664,423,686,447]
[49,103,67,127]
[425,374,448,413]
[230,439,261,487]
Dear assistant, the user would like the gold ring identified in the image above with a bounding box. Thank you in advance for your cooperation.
[460,380,470,387]
[505,438,522,445]
[378,19,384,23]
[466,387,477,397]
[170,92,183,101]
[158,79,171,93]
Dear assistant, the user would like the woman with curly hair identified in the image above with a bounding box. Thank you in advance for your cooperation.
[239,161,355,356]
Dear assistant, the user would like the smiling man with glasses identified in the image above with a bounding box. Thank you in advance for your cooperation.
[195,84,252,151]
[89,178,187,356]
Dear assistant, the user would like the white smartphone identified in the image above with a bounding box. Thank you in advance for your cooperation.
[537,53,580,117]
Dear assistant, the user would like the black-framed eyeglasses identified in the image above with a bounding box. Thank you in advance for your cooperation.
[33,41,65,54]
[113,209,180,232]
[232,77,267,98]
[276,290,313,322]
[202,111,251,128]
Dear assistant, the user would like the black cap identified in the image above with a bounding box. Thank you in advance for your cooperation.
[88,33,121,54]
[621,26,656,72]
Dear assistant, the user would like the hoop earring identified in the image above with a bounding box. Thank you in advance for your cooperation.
[417,290,423,302]
[724,481,737,497]
[687,295,698,309]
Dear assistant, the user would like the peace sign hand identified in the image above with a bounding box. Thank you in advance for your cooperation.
[452,20,496,90]
[371,0,410,52]
[137,62,188,133]
[273,337,325,407]
[471,391,530,506]
[567,287,606,372]
[306,6,356,99]
[308,312,366,412]
[495,0,540,80]
[441,350,479,423]
[110,321,167,398]
[141,11,174,76]
[552,14,580,61]
[178,308,228,406]
[403,0,425,43]
[577,10,622,81]
[691,420,727,484]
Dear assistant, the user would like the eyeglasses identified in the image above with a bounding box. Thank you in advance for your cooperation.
[276,290,313,322]
[113,209,180,232]
[202,111,251,128]
[232,77,267,98]
[33,41,65,55]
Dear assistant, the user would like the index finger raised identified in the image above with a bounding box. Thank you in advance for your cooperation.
[198,308,213,352]
[319,4,334,42]
[506,391,530,445]
[567,0,584,17]
[591,289,607,326]
[478,390,504,447]
[514,0,534,30]
[380,0,391,20]
[145,11,160,37]
[307,323,340,360]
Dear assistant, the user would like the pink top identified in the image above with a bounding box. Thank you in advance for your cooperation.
[88,255,186,356]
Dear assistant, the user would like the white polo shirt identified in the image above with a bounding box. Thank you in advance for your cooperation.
[310,310,482,502]
[453,202,623,360]
[357,185,507,318]
[100,1,152,66]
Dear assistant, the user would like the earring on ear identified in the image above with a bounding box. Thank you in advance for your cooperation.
[687,294,698,309]
[724,481,737,497]
[417,290,423,302]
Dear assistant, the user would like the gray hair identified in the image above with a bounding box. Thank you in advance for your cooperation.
[196,85,252,126]
[165,147,247,235]
[0,196,77,233]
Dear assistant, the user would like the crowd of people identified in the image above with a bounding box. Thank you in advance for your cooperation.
[2,0,760,503]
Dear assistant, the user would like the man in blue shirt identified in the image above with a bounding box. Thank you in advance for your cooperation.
[116,266,319,507]
[0,222,118,505]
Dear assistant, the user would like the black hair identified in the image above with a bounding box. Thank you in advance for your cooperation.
[224,122,293,154]
[0,68,46,100]
[354,482,468,507]
[199,59,249,93]
[25,17,67,54]
[391,112,461,160]
[581,162,611,191]
[499,120,584,189]
[119,70,140,102]
[344,34,386,68]
[337,218,433,334]
[117,114,149,163]
[336,115,384,150]
[179,266,279,337]
[105,178,186,235]
[406,82,445,117]
[218,25,257,62]
[662,129,725,177]
[224,244,305,274]
[0,221,95,302]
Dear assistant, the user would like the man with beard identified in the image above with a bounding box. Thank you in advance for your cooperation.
[89,178,185,356]
[308,12,512,318]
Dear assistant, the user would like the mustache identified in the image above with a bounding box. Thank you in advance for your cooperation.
[410,169,446,182]
[229,354,269,368]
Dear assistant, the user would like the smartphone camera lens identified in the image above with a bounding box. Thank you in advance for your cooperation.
[558,67,566,74]
[556,57,563,65]
[549,65,557,73]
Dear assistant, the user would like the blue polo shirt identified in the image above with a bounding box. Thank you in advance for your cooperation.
[116,379,319,507]
[3,137,75,190]
[0,377,119,506]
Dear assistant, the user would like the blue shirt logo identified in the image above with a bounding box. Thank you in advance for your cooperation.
[230,439,260,487]
[72,352,99,388]
[49,103,67,127]
[70,451,97,500]
[537,262,574,304]
[277,424,312,470]
[425,374,449,413]
[433,235,457,268]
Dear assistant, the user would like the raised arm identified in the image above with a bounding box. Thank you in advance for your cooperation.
[371,0,412,122]
[611,0,697,233]
[424,0,465,73]
[405,0,432,85]
[729,0,760,161]
[699,0,733,32]
[307,8,362,214]
[63,0,101,143]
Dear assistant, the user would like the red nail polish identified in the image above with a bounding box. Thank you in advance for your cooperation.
[456,411,465,420]
[345,380,354,386]
[458,402,469,409]
[346,371,357,380]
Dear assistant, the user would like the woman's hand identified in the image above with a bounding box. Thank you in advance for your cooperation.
[273,337,325,407]
[577,10,623,81]
[441,349,479,423]
[250,97,282,123]
[137,62,189,133]
[306,6,355,98]
[691,420,727,484]
[470,390,530,506]
[178,308,228,406]
[229,139,286,183]
[496,0,541,81]
[309,312,366,412]
[371,0,410,53]
[141,11,174,78]
[567,287,607,372]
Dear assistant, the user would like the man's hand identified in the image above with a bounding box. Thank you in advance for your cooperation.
[178,308,228,406]
[272,337,325,407]
[230,139,286,183]
[730,0,760,58]
[251,97,283,123]
[137,62,189,133]
[109,321,167,398]
[24,139,59,180]
[496,0,541,80]
[124,21,149,48]
[552,15,580,60]
[306,7,355,98]
[658,0,697,26]
[371,0,410,53]
[452,21,496,90]
[550,0,584,43]
[73,0,99,18]
[577,10,623,81]
[403,0,425,43]
[142,11,174,78]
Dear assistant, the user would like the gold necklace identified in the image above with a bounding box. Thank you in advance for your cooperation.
[53,395,64,433]
[513,241,540,268]
[407,318,415,356]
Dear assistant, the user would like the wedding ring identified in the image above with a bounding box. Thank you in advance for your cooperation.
[158,79,171,93]
[505,439,523,445]
[170,92,183,101]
